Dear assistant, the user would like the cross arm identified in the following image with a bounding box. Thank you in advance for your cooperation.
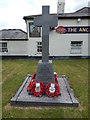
[49,15,58,27]
[34,16,42,27]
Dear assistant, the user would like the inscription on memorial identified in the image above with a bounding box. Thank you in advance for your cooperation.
[38,67,50,75]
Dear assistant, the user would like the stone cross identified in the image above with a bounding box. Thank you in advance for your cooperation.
[34,6,58,62]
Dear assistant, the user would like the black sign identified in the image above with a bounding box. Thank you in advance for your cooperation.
[56,26,90,34]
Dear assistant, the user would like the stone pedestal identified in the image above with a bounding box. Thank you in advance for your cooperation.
[35,60,55,85]
[11,75,79,107]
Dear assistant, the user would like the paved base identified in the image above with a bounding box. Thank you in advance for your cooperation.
[11,75,79,107]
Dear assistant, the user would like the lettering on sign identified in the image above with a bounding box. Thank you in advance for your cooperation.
[56,26,90,34]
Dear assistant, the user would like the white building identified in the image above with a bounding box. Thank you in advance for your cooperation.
[23,6,89,59]
[0,29,28,58]
[0,3,90,59]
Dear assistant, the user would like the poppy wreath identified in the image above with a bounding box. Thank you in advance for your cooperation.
[27,72,60,97]
[30,80,45,97]
[45,82,60,98]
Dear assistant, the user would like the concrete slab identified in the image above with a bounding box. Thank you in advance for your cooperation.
[10,75,79,107]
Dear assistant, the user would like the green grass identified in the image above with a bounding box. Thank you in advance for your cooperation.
[2,59,88,118]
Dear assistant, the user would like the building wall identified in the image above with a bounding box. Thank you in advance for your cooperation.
[49,31,88,56]
[27,18,89,57]
[27,38,42,56]
[58,18,88,26]
[1,18,89,58]
[1,41,28,56]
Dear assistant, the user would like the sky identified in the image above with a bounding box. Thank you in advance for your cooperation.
[0,0,90,31]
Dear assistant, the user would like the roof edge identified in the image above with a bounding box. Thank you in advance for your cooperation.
[74,7,90,13]
[23,7,90,20]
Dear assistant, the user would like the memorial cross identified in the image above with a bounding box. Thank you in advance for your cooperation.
[34,6,58,62]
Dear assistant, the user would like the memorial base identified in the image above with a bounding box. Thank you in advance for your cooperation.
[35,60,55,85]
[11,75,79,107]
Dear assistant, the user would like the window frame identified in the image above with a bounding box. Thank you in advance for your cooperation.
[29,22,41,37]
[0,42,8,53]
[37,42,42,54]
[70,41,83,54]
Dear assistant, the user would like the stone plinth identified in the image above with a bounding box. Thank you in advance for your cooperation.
[35,60,55,85]
[11,75,79,107]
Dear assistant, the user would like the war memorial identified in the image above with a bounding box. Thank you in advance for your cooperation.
[11,6,78,107]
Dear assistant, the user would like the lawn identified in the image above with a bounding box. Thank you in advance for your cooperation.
[2,59,88,118]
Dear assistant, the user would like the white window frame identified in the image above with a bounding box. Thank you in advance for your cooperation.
[0,42,8,53]
[37,42,42,54]
[70,41,83,54]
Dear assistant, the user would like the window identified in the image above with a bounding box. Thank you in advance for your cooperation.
[29,23,41,37]
[37,42,42,53]
[0,42,8,52]
[70,41,83,54]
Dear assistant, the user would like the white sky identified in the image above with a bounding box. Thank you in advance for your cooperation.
[0,0,90,31]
